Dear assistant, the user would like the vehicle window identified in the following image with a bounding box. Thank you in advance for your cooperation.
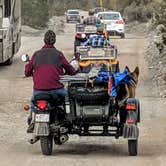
[100,13,120,20]
[68,11,79,15]
[4,0,11,17]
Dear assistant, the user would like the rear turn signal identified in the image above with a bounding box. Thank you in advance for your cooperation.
[126,103,136,110]
[75,33,81,39]
[24,104,30,111]
[36,100,48,110]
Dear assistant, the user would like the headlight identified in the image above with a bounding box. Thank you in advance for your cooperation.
[81,34,86,38]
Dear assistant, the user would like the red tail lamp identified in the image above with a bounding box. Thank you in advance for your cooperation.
[115,20,124,24]
[126,103,136,110]
[75,33,81,39]
[36,100,48,110]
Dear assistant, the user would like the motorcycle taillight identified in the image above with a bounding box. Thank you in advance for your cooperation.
[75,33,81,39]
[126,103,136,110]
[36,100,48,110]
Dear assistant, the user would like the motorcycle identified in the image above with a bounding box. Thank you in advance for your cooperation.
[22,54,140,156]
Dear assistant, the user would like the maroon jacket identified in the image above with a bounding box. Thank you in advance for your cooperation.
[25,45,76,90]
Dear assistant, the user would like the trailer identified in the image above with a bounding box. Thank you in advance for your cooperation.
[0,0,21,65]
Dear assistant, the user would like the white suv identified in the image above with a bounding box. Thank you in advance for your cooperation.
[96,11,125,38]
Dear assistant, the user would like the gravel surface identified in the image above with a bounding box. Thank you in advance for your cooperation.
[0,13,165,166]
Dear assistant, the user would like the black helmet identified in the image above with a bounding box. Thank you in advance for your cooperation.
[44,30,56,45]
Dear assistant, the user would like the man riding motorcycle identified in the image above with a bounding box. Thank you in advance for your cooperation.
[24,30,77,133]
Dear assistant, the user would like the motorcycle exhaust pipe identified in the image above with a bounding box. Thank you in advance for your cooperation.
[60,135,69,144]
[28,136,39,144]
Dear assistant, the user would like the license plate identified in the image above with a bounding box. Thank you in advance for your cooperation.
[107,25,113,29]
[35,114,49,122]
[84,109,102,115]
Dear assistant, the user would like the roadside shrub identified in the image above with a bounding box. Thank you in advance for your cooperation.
[123,1,154,22]
[151,1,166,28]
[22,0,49,29]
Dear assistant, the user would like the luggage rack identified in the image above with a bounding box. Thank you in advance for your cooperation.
[76,23,97,33]
[77,46,117,60]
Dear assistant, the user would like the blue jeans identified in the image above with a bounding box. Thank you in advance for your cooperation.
[31,88,68,112]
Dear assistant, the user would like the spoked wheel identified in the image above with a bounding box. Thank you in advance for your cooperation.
[128,139,138,156]
[40,135,53,155]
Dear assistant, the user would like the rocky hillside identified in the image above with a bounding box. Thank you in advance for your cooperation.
[146,0,166,97]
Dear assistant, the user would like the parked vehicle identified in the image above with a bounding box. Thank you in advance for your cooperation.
[96,11,125,38]
[66,10,81,23]
[0,0,21,65]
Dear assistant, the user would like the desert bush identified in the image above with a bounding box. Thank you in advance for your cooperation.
[22,0,49,29]
[123,1,154,22]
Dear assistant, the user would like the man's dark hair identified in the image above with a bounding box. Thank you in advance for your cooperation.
[44,30,56,45]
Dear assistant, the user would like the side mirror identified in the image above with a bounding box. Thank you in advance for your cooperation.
[21,54,29,62]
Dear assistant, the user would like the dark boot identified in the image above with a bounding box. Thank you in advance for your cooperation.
[27,122,35,133]
[27,115,32,125]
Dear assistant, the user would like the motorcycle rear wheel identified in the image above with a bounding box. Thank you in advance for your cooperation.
[40,135,53,155]
[128,139,138,156]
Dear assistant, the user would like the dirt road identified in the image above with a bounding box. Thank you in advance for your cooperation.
[0,19,166,166]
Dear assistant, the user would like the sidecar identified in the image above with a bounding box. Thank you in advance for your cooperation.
[60,48,140,156]
[62,76,140,156]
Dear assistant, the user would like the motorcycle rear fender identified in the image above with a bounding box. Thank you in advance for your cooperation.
[34,122,50,137]
[123,98,140,139]
[126,98,140,123]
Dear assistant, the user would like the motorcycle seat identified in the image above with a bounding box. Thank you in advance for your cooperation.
[34,93,63,104]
